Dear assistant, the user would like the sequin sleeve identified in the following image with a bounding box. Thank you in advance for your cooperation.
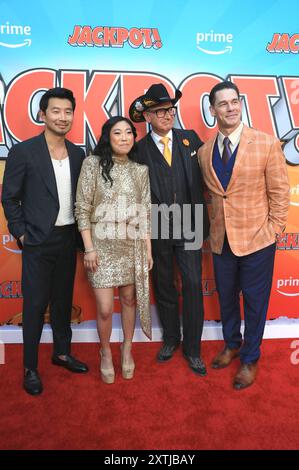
[75,156,98,232]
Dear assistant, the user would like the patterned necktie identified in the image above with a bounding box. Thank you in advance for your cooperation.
[160,136,172,166]
[222,136,232,165]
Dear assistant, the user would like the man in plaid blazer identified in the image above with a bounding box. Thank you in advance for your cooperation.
[198,81,290,390]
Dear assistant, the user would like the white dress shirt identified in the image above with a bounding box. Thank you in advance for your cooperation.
[151,129,173,155]
[217,122,244,156]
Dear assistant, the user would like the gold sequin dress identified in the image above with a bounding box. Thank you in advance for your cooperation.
[75,155,151,339]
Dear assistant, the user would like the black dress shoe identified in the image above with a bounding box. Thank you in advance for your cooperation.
[23,369,43,395]
[183,354,207,376]
[52,354,89,373]
[157,343,179,362]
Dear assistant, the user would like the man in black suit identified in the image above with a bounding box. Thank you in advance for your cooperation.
[2,87,88,395]
[129,84,209,375]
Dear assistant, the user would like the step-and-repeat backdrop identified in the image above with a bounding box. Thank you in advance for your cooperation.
[0,0,298,330]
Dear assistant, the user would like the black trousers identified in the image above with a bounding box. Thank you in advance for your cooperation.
[21,225,77,370]
[152,239,204,357]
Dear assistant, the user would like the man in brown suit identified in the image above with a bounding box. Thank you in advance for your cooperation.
[198,81,289,389]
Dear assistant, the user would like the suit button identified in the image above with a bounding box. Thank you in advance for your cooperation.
[223,195,227,199]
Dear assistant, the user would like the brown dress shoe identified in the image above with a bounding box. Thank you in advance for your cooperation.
[233,362,258,390]
[211,346,240,369]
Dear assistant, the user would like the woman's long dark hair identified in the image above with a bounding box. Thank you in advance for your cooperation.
[93,116,138,186]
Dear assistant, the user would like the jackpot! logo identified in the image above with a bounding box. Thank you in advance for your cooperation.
[202,279,217,296]
[0,281,22,299]
[68,25,162,49]
[0,21,31,48]
[276,233,299,250]
[267,33,299,53]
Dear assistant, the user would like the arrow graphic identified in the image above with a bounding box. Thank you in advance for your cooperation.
[277,289,299,297]
[0,38,31,48]
[3,246,22,254]
[196,45,232,55]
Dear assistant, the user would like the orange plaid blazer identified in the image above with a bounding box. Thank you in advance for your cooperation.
[198,125,290,256]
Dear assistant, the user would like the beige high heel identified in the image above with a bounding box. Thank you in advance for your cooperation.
[100,350,115,384]
[121,343,135,380]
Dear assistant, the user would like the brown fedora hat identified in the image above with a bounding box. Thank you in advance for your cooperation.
[129,83,182,123]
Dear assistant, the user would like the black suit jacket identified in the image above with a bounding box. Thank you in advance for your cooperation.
[135,128,209,243]
[1,132,85,246]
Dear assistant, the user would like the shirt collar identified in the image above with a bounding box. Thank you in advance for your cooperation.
[218,122,243,147]
[151,129,173,145]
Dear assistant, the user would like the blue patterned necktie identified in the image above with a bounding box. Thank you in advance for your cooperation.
[222,137,232,165]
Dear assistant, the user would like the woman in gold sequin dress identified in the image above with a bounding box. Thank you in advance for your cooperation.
[75,116,152,383]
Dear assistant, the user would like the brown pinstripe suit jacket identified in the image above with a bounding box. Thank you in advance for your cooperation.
[198,124,290,256]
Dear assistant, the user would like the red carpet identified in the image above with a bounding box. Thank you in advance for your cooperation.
[0,339,298,450]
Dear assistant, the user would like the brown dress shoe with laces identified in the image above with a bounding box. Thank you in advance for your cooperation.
[233,362,258,390]
[211,346,240,369]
